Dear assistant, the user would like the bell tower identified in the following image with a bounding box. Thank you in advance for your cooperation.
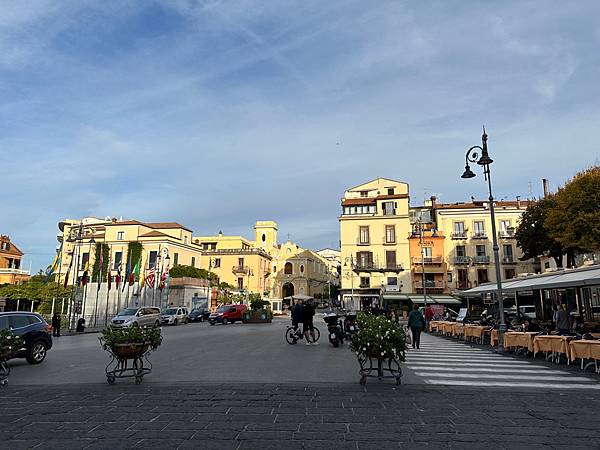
[254,221,278,251]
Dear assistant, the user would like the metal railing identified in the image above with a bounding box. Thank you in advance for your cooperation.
[473,255,490,264]
[499,230,515,238]
[472,232,488,239]
[232,265,250,274]
[0,268,30,275]
[453,256,470,265]
[411,256,443,265]
[451,231,467,239]
[354,263,404,272]
[502,256,516,264]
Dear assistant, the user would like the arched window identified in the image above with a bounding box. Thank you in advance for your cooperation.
[262,233,266,243]
[300,265,305,273]
[284,262,293,274]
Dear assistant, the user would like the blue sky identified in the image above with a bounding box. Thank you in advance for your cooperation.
[2,0,599,273]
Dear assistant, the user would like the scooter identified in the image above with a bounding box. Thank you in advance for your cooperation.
[344,312,358,339]
[323,312,344,347]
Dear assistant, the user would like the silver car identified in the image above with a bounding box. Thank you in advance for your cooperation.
[110,307,161,328]
[161,307,189,325]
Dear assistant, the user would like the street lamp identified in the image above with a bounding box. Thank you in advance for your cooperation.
[461,127,506,351]
[343,256,355,311]
[413,219,427,310]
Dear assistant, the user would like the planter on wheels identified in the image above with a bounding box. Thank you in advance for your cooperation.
[100,340,153,385]
[357,351,403,386]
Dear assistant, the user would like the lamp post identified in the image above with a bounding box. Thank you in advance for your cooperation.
[414,219,427,310]
[461,127,506,351]
[343,256,355,311]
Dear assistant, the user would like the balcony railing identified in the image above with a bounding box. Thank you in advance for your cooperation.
[354,263,404,273]
[473,255,490,264]
[411,256,443,265]
[453,256,470,265]
[0,268,30,276]
[356,238,370,246]
[415,280,445,290]
[502,256,517,264]
[499,230,516,238]
[472,232,488,239]
[232,265,250,274]
[451,231,467,239]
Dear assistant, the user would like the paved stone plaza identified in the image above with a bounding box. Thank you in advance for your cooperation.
[3,319,600,448]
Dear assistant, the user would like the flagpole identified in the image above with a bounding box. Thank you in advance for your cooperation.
[93,243,102,328]
[80,238,93,326]
[104,244,112,326]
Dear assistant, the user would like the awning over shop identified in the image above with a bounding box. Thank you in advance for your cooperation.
[459,265,600,296]
[381,293,411,301]
[410,295,462,305]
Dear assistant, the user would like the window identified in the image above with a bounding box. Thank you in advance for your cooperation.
[0,242,9,251]
[383,201,395,216]
[359,226,370,244]
[356,251,373,268]
[500,220,511,233]
[477,269,489,284]
[191,256,196,267]
[454,222,465,234]
[457,269,469,289]
[9,315,30,329]
[387,188,394,195]
[360,276,370,288]
[456,246,466,257]
[237,278,244,290]
[360,191,368,197]
[173,253,179,266]
[476,245,486,257]
[184,236,188,244]
[262,233,266,243]
[386,250,396,268]
[387,277,397,285]
[422,247,432,258]
[300,265,305,273]
[447,272,453,283]
[114,252,123,270]
[214,258,221,268]
[343,205,375,215]
[117,231,124,240]
[505,268,516,279]
[385,225,396,244]
[148,251,158,269]
[80,252,90,271]
[474,221,485,236]
[503,244,513,262]
[0,315,8,330]
[284,262,293,274]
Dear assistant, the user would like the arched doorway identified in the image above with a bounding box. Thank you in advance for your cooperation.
[282,282,294,298]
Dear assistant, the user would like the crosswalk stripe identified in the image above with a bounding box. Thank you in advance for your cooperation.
[406,362,540,368]
[406,358,534,364]
[424,379,600,390]
[405,366,552,373]
[414,372,592,381]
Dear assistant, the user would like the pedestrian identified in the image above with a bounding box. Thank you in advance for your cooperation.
[424,305,434,332]
[302,300,317,345]
[51,312,61,337]
[555,304,571,335]
[291,299,303,333]
[408,304,426,349]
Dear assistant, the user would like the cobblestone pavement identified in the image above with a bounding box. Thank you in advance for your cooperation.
[1,382,600,449]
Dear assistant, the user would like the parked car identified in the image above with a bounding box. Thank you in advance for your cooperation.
[110,307,161,328]
[0,312,52,364]
[161,307,189,325]
[189,307,210,322]
[518,305,537,319]
[209,304,247,325]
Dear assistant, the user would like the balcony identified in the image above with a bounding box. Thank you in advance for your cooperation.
[499,230,516,239]
[384,284,400,292]
[356,238,370,246]
[502,256,517,264]
[453,256,470,265]
[472,232,488,239]
[415,280,445,292]
[411,256,443,265]
[232,265,250,275]
[0,268,30,276]
[451,231,467,239]
[354,263,404,273]
[473,255,490,264]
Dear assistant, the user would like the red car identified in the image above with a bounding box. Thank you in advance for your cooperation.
[209,304,247,325]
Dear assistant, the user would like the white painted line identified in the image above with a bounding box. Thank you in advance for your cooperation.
[405,366,551,373]
[424,379,600,390]
[405,362,541,368]
[414,372,592,381]
[405,357,533,364]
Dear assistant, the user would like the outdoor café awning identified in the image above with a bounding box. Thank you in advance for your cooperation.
[458,265,600,296]
[410,295,462,305]
[284,294,313,301]
[381,293,410,301]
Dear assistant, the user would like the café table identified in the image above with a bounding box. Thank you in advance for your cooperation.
[533,335,575,363]
[428,321,442,333]
[451,323,464,339]
[569,339,600,372]
[503,331,538,353]
[463,325,487,344]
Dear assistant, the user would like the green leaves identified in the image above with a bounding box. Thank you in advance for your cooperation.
[349,313,407,361]
[0,329,25,358]
[100,325,162,350]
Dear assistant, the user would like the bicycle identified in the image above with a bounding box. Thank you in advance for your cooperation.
[285,325,320,345]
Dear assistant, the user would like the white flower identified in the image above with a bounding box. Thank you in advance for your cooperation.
[381,351,385,356]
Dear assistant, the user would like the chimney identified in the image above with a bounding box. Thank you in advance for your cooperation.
[542,179,550,198]
[430,195,437,208]
[516,195,521,209]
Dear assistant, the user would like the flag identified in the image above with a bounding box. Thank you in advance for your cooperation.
[45,243,63,283]
[122,253,131,292]
[146,268,155,288]
[96,246,104,292]
[129,261,137,286]
[116,259,122,288]
[139,266,145,289]
[107,251,112,290]
[81,270,89,286]
[63,256,73,288]
[159,267,169,291]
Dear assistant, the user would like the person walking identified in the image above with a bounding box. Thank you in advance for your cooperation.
[555,304,571,335]
[291,299,303,333]
[408,304,426,349]
[302,300,317,345]
[424,305,434,332]
[51,313,61,337]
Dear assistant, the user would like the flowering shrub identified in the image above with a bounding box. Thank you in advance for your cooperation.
[0,329,25,358]
[101,325,162,350]
[350,313,406,361]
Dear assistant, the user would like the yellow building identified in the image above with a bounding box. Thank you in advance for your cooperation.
[195,221,330,311]
[339,178,413,310]
[0,235,30,285]
[434,199,540,290]
[56,217,203,287]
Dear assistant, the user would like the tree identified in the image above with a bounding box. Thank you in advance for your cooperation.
[515,196,564,267]
[169,265,217,282]
[546,166,600,259]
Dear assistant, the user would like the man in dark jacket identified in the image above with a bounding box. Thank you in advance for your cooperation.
[408,305,426,349]
[302,300,317,345]
[291,300,303,332]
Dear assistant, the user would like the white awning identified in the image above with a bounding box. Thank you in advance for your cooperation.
[410,295,463,305]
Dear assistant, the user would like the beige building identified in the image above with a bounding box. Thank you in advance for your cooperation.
[0,235,30,285]
[316,248,341,287]
[434,199,540,291]
[339,178,413,310]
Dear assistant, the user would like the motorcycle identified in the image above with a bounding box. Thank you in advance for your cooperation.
[323,312,344,347]
[344,312,358,339]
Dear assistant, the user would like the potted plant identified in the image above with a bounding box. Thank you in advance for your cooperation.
[99,326,162,384]
[0,329,25,385]
[350,313,407,385]
[242,296,273,323]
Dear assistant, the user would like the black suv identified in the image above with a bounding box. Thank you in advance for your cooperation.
[0,312,53,364]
